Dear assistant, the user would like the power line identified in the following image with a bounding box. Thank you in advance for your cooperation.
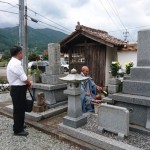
[27,7,72,33]
[98,0,117,27]
[98,0,134,41]
[0,6,69,34]
[106,0,125,28]
[0,1,18,14]
[27,15,70,34]
[0,9,18,14]
[0,1,71,34]
[0,1,18,8]
[38,20,70,34]
[28,19,63,42]
[98,0,124,39]
[109,24,150,32]
[105,0,134,41]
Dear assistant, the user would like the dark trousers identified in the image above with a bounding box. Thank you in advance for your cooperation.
[10,85,27,133]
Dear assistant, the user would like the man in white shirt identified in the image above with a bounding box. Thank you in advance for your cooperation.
[7,45,32,136]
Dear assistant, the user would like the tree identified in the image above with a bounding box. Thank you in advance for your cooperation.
[43,54,48,60]
[2,50,11,61]
[28,53,40,62]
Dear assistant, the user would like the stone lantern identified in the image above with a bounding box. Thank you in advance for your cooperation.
[59,68,89,128]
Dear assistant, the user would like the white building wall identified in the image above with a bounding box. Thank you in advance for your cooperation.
[105,49,137,86]
[117,51,137,70]
[105,46,118,86]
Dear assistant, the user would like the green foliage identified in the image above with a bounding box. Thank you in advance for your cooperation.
[0,76,7,84]
[2,50,11,61]
[0,61,7,67]
[29,69,42,75]
[43,54,48,60]
[0,26,68,53]
[0,26,18,52]
[28,53,40,62]
[125,62,134,74]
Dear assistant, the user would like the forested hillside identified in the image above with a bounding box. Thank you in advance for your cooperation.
[0,26,68,53]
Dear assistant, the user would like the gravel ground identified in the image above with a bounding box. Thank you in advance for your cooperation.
[0,92,11,102]
[81,113,150,150]
[0,115,82,150]
[1,92,150,149]
[0,92,31,102]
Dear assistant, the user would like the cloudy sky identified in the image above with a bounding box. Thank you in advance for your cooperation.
[1,0,150,42]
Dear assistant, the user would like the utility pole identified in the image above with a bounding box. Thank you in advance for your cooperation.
[123,29,129,42]
[25,5,28,74]
[123,29,129,48]
[19,0,27,74]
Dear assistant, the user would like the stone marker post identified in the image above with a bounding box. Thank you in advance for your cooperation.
[137,30,150,66]
[59,68,88,128]
[41,43,64,84]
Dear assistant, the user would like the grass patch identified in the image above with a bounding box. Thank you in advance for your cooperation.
[0,61,7,67]
[0,76,8,84]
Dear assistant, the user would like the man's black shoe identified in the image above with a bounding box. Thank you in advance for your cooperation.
[14,131,29,136]
[13,124,27,130]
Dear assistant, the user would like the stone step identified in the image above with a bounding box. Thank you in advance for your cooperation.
[122,80,150,97]
[130,67,150,81]
[4,104,67,122]
[112,93,150,106]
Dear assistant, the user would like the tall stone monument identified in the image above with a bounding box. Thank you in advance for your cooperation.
[112,29,150,130]
[32,43,67,106]
[41,43,65,84]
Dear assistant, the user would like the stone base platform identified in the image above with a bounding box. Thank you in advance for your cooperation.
[4,103,67,122]
[113,93,150,130]
[58,123,141,150]
[33,103,48,112]
[130,124,150,135]
[63,115,87,128]
[32,83,67,105]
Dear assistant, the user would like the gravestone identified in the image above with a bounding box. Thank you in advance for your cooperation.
[112,29,150,130]
[32,43,67,106]
[98,103,129,138]
[41,43,65,85]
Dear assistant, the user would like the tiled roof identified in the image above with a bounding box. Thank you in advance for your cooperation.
[60,23,125,47]
[118,42,137,51]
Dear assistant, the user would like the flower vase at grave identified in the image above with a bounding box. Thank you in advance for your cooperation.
[110,61,121,78]
[111,71,118,77]
[126,68,130,75]
[125,62,134,75]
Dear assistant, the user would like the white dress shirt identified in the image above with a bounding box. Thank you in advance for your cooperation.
[7,57,27,86]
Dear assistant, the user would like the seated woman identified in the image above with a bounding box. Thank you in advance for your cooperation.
[80,66,103,113]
